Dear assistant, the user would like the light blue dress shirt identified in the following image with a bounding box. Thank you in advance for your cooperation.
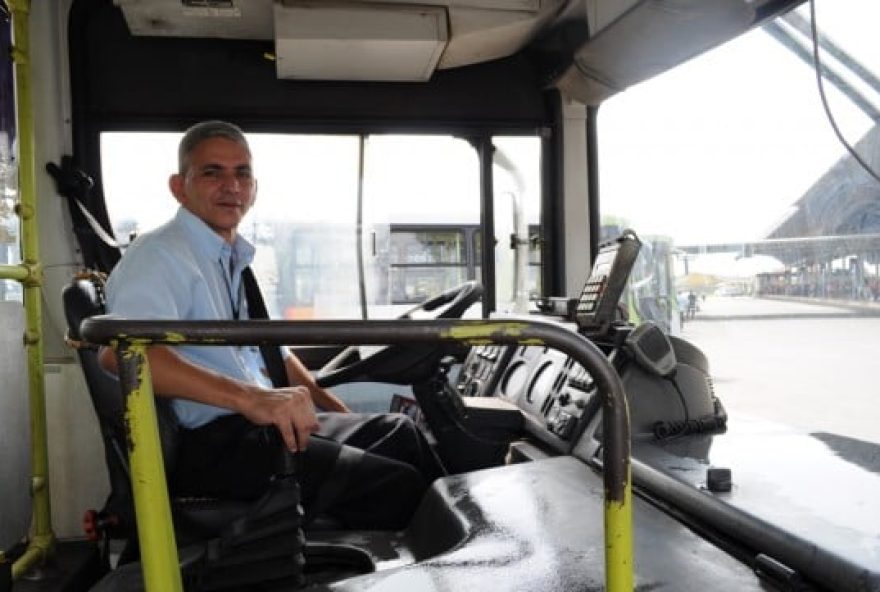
[105,207,273,428]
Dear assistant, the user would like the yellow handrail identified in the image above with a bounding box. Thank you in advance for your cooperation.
[116,344,184,592]
[86,318,635,592]
[8,0,57,578]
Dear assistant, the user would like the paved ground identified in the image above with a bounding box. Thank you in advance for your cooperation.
[680,295,880,445]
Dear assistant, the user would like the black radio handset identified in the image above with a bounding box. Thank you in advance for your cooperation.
[624,321,677,378]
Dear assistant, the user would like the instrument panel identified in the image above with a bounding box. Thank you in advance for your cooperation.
[456,344,512,398]
[453,230,638,453]
[457,342,601,450]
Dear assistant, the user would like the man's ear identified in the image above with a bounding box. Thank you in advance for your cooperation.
[169,173,186,204]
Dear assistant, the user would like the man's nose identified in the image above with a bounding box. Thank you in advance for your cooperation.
[219,172,241,191]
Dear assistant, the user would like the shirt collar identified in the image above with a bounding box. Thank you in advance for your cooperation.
[174,207,256,268]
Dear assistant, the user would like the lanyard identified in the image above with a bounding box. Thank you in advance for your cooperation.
[219,257,243,320]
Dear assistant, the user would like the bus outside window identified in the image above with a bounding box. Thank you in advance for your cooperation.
[599,0,880,445]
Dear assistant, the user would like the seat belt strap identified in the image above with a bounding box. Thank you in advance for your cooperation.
[241,267,289,389]
[46,156,122,272]
[71,197,123,249]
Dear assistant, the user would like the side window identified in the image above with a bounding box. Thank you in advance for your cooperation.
[1,17,21,303]
[0,171,19,302]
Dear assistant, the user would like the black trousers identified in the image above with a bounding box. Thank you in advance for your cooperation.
[172,413,439,530]
[315,412,446,483]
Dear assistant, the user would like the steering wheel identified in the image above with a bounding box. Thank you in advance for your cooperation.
[315,281,483,388]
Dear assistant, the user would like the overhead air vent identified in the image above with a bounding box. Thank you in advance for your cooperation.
[273,1,449,82]
[181,0,235,6]
[115,0,562,80]
[116,0,273,39]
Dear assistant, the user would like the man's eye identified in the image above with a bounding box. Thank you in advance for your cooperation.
[202,169,221,178]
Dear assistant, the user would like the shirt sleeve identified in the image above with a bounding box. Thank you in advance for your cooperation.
[105,238,195,321]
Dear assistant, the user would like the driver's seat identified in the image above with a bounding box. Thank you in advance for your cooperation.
[62,273,308,588]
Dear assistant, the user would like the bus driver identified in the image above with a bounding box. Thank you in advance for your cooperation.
[98,120,441,529]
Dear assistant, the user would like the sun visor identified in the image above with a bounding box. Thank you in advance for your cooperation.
[556,0,756,105]
[273,1,448,82]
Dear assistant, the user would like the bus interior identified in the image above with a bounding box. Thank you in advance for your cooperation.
[2,0,879,591]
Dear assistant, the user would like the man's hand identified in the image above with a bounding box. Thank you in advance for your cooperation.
[239,385,319,452]
[99,344,320,450]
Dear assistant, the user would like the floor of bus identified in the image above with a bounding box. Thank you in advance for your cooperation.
[10,541,103,592]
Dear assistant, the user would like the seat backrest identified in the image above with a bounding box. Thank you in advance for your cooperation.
[63,275,123,426]
[62,274,180,535]
[63,275,133,534]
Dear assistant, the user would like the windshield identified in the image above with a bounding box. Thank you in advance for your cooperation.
[100,132,541,319]
[599,0,880,445]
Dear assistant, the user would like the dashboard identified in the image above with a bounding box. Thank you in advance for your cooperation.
[451,314,721,462]
[450,231,643,457]
[455,334,603,455]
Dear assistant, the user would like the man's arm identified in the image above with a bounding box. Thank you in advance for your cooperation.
[283,349,351,413]
[99,345,318,451]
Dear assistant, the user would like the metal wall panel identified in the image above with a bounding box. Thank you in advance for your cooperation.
[0,301,31,551]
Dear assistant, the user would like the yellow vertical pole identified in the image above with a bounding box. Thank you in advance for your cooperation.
[602,378,634,592]
[117,343,184,592]
[605,474,634,591]
[9,0,56,577]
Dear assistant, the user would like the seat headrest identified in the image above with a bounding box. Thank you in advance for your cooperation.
[62,276,106,342]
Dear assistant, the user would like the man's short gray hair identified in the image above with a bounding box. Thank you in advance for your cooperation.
[178,120,251,174]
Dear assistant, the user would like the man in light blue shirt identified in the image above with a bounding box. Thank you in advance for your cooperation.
[99,120,433,528]
[106,206,280,428]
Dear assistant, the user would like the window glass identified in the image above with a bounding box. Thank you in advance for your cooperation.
[103,132,518,320]
[390,230,466,264]
[493,136,542,312]
[474,230,482,291]
[389,230,468,303]
[101,132,361,319]
[1,129,21,302]
[362,135,480,317]
[599,0,880,443]
[0,187,20,302]
[1,21,21,304]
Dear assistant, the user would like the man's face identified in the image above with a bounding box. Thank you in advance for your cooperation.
[169,136,256,243]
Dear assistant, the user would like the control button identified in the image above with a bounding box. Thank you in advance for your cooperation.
[706,467,732,493]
